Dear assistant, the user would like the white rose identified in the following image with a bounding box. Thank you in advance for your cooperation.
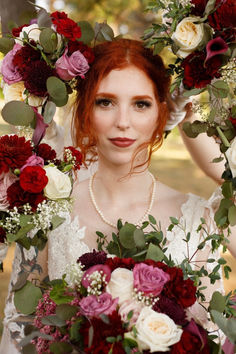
[134,307,183,352]
[16,24,41,44]
[171,17,205,58]
[3,81,44,107]
[106,267,133,305]
[44,166,72,200]
[226,138,236,177]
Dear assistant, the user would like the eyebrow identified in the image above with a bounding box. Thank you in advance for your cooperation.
[95,93,154,100]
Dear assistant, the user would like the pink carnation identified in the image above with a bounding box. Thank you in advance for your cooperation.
[1,43,23,84]
[133,263,170,297]
[20,154,44,171]
[79,293,118,318]
[0,172,17,211]
[55,47,89,81]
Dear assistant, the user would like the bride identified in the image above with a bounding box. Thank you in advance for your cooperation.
[1,38,235,353]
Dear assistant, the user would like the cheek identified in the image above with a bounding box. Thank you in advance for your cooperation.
[92,112,111,135]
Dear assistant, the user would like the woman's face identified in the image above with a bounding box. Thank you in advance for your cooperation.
[92,66,159,167]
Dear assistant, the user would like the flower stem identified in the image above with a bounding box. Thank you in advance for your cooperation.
[216,126,230,148]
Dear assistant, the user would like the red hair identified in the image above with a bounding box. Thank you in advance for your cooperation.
[72,38,170,171]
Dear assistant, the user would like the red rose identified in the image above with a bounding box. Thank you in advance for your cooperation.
[208,0,236,31]
[171,330,210,353]
[36,143,56,162]
[64,146,83,170]
[0,227,6,243]
[0,135,33,174]
[7,181,45,211]
[51,11,81,41]
[12,24,29,37]
[67,41,95,64]
[20,166,48,193]
[182,51,222,89]
[190,0,208,16]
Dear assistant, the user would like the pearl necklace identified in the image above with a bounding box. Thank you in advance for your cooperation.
[89,171,156,228]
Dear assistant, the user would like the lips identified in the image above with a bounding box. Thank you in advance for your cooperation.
[109,137,136,148]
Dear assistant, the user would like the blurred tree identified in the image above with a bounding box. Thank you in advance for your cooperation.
[0,0,36,35]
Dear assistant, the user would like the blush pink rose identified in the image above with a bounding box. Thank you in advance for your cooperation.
[20,154,44,171]
[119,299,144,328]
[133,263,170,297]
[82,264,111,288]
[55,47,89,81]
[0,172,18,210]
[79,293,118,318]
[1,43,23,85]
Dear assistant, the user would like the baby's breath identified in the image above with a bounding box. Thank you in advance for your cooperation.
[133,288,159,307]
[1,207,21,233]
[65,262,84,287]
[220,58,236,86]
[86,270,108,296]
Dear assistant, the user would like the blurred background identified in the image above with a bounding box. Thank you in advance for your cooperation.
[0,0,235,337]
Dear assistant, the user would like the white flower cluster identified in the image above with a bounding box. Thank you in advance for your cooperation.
[221,58,236,86]
[31,199,72,232]
[85,270,109,296]
[65,262,84,287]
[1,207,20,233]
[133,288,159,307]
[191,100,209,121]
[178,0,194,7]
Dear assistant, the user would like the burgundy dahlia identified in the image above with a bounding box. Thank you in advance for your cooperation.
[190,0,208,16]
[36,143,56,162]
[208,0,236,31]
[12,44,41,74]
[153,295,187,326]
[0,227,6,243]
[0,135,33,174]
[7,181,45,211]
[78,250,107,270]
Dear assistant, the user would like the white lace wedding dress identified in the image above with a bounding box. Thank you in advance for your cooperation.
[0,191,225,353]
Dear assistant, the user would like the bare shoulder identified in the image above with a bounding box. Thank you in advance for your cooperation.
[71,178,90,211]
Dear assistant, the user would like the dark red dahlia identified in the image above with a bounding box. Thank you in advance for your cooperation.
[7,181,45,211]
[105,257,136,271]
[182,51,222,89]
[208,0,236,31]
[22,60,55,97]
[50,11,81,41]
[20,166,48,193]
[170,329,210,353]
[12,24,29,37]
[0,135,33,174]
[190,0,208,16]
[153,295,187,326]
[78,250,107,270]
[64,146,83,170]
[67,41,95,64]
[0,227,6,243]
[36,143,56,162]
[12,44,41,74]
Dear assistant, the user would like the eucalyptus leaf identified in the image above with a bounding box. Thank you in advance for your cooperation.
[133,229,146,248]
[56,304,77,321]
[14,281,42,315]
[46,77,68,107]
[212,80,229,98]
[119,223,136,249]
[7,223,35,242]
[49,342,73,353]
[211,310,227,333]
[20,214,33,228]
[183,88,205,97]
[222,181,233,199]
[204,0,216,16]
[231,105,236,118]
[2,101,35,126]
[182,121,199,138]
[226,318,236,343]
[37,8,52,28]
[228,205,236,226]
[43,101,56,124]
[153,41,165,55]
[51,216,65,230]
[41,314,66,327]
[146,243,164,261]
[20,331,53,347]
[148,215,156,224]
[0,37,14,54]
[77,21,95,44]
[22,343,37,354]
[210,291,226,312]
[11,271,29,291]
[39,28,58,53]
[95,22,114,42]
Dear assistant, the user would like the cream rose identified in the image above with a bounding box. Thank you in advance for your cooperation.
[44,166,72,200]
[133,307,182,352]
[16,24,41,44]
[106,267,133,305]
[171,17,205,58]
[3,81,44,106]
[226,138,236,177]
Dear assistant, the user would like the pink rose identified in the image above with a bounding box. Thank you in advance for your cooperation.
[119,299,144,328]
[1,44,23,85]
[79,293,118,317]
[0,172,18,211]
[20,154,44,171]
[55,47,89,81]
[82,264,111,288]
[133,263,170,297]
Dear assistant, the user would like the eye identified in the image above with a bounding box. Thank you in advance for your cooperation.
[135,100,152,109]
[95,98,112,108]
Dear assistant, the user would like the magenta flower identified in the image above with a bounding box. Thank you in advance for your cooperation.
[20,154,44,172]
[205,37,228,62]
[1,43,23,84]
[82,264,111,288]
[79,293,118,318]
[55,47,89,81]
[32,107,49,146]
[133,263,170,297]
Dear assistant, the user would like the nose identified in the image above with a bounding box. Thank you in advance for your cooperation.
[115,106,130,130]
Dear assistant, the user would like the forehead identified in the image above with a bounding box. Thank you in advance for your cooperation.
[96,66,156,97]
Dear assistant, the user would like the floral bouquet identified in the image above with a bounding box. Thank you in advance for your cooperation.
[144,0,236,228]
[0,6,114,145]
[18,217,236,353]
[0,133,82,269]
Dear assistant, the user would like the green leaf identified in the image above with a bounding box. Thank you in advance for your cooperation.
[210,291,226,312]
[0,37,15,54]
[51,216,65,230]
[1,101,35,126]
[11,271,29,291]
[77,21,95,44]
[212,80,229,98]
[43,101,56,124]
[56,304,77,321]
[107,242,120,256]
[41,314,66,327]
[46,76,68,107]
[170,217,179,225]
[146,243,164,261]
[39,28,58,53]
[22,343,37,354]
[37,8,52,28]
[211,310,227,332]
[7,223,35,242]
[228,205,236,226]
[153,41,165,55]
[14,281,42,315]
[19,214,33,227]
[231,105,236,118]
[183,88,205,97]
[222,181,233,199]
[212,157,224,163]
[226,318,236,343]
[49,342,73,353]
[182,121,199,138]
[204,0,216,16]
[119,223,136,249]
[133,229,146,248]
[148,214,156,224]
[95,22,114,42]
